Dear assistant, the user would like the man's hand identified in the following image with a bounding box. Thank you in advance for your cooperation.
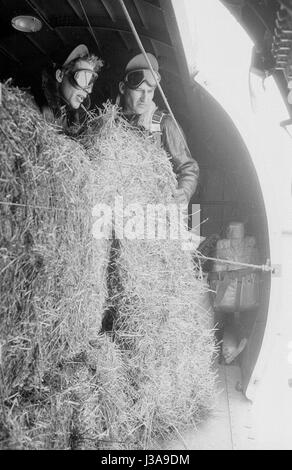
[173,188,188,206]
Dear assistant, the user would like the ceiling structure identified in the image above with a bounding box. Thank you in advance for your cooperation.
[222,0,292,105]
[0,0,179,109]
[0,0,291,116]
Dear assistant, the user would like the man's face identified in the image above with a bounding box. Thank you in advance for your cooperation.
[123,81,156,115]
[60,59,95,110]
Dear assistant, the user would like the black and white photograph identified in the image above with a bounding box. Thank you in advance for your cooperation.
[0,0,291,454]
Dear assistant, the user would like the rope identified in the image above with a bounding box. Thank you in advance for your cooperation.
[24,0,55,31]
[195,253,273,273]
[0,200,85,214]
[117,0,191,152]
[0,198,273,272]
[78,0,101,52]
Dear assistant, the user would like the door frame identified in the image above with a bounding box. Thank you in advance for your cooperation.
[162,0,292,409]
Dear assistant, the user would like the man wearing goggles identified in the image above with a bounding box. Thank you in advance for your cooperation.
[118,53,199,205]
[124,68,161,89]
[36,44,103,134]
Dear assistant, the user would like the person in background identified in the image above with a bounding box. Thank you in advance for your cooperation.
[117,52,199,205]
[34,44,103,135]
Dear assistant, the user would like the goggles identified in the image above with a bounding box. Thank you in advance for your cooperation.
[67,68,98,91]
[124,69,161,89]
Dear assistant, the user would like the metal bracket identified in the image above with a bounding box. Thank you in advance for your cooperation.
[271,264,282,277]
[261,259,281,276]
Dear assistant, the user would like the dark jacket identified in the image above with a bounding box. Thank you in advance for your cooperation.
[160,114,199,203]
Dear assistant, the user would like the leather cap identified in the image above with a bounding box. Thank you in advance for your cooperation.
[125,52,159,73]
[63,44,89,66]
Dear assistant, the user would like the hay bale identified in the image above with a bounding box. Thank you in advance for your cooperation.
[0,89,217,450]
[115,240,216,448]
[35,334,134,450]
[82,104,177,208]
[0,83,117,448]
[83,107,218,449]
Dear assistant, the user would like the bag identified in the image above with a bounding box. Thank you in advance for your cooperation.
[208,268,260,313]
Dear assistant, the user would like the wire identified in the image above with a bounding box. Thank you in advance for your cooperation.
[78,0,101,52]
[0,199,274,272]
[195,253,273,273]
[117,0,191,152]
[0,200,85,214]
[24,0,54,31]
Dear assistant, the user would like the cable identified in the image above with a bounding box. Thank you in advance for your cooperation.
[0,198,274,273]
[117,0,191,152]
[78,0,101,52]
[24,0,54,31]
[0,200,85,214]
[195,253,273,273]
